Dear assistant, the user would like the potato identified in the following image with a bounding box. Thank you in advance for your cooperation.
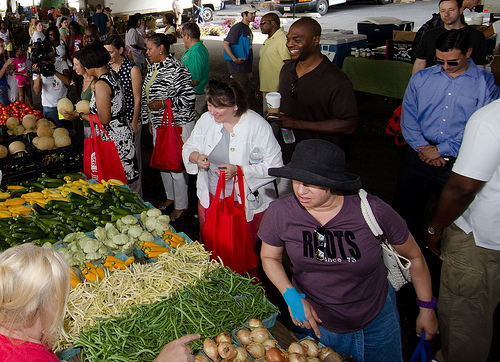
[76,100,90,114]
[6,117,19,130]
[0,145,7,158]
[37,126,53,137]
[8,140,26,154]
[54,135,71,148]
[36,118,50,129]
[22,114,37,130]
[57,97,74,114]
[53,127,69,138]
[13,125,25,136]
[36,136,55,150]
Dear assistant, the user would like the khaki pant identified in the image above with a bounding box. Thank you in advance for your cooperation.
[438,223,500,362]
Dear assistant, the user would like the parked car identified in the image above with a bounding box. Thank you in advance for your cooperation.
[180,0,225,21]
[274,0,390,16]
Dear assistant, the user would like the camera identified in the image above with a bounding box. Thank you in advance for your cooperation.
[29,39,56,77]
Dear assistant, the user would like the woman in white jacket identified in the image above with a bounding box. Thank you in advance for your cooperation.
[182,77,283,261]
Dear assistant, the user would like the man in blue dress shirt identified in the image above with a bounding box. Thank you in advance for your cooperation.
[394,29,499,242]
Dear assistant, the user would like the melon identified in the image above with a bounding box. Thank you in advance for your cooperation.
[48,121,56,128]
[13,125,25,136]
[0,145,7,158]
[6,117,19,130]
[36,136,55,150]
[8,141,26,154]
[36,119,50,129]
[54,135,71,148]
[57,98,74,114]
[53,128,69,138]
[37,126,53,137]
[22,114,37,130]
[76,100,90,114]
[23,129,35,135]
[32,136,40,148]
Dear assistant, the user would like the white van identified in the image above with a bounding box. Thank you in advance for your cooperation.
[104,0,224,21]
[273,0,390,16]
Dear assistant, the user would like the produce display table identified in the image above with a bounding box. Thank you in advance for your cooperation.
[341,57,413,100]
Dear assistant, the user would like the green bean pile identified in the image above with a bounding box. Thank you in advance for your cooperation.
[74,267,279,361]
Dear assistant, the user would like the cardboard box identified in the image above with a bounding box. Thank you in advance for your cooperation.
[393,30,416,42]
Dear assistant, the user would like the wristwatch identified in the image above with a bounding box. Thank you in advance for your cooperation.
[427,225,442,236]
[417,297,437,309]
[79,112,84,120]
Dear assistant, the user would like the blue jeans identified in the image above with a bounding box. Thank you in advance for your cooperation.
[43,106,59,124]
[0,84,9,106]
[298,284,403,362]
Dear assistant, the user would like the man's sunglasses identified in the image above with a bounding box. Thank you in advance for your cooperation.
[434,59,459,66]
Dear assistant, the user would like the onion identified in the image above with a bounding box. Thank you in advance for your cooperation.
[262,338,278,350]
[236,328,251,346]
[246,342,266,358]
[234,346,249,362]
[288,342,306,356]
[266,347,286,362]
[248,318,265,328]
[300,339,319,357]
[250,327,270,344]
[203,338,220,362]
[288,353,308,362]
[218,342,237,360]
[215,331,232,344]
[322,351,344,362]
[318,346,335,360]
[195,355,209,362]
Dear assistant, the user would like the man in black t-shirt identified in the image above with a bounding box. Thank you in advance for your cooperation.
[412,0,486,75]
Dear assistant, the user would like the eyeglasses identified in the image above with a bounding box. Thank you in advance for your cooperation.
[209,79,230,91]
[290,79,298,100]
[315,226,327,262]
[260,21,267,25]
[435,59,460,66]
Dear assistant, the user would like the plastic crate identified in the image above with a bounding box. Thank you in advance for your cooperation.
[320,33,367,67]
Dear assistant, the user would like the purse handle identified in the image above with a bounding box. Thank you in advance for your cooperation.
[161,99,176,127]
[88,114,113,141]
[359,189,383,237]
[213,166,245,212]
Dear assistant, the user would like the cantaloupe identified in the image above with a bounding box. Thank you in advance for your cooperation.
[37,126,52,137]
[53,128,69,138]
[54,135,71,148]
[32,136,40,148]
[57,98,74,114]
[36,119,50,129]
[36,136,54,150]
[6,117,19,130]
[23,128,35,134]
[22,114,37,130]
[13,125,25,136]
[76,100,90,114]
[8,141,25,154]
[48,121,56,128]
[0,145,7,158]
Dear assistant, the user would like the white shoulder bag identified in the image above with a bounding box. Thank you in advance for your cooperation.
[359,189,412,291]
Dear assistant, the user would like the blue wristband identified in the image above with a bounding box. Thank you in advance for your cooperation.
[283,287,307,323]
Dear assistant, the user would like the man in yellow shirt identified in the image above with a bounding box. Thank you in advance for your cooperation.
[256,13,290,117]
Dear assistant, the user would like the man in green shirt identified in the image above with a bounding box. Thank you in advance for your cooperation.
[181,22,209,120]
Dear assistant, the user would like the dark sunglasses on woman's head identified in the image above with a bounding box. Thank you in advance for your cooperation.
[434,59,459,66]
[209,79,230,90]
[315,226,327,262]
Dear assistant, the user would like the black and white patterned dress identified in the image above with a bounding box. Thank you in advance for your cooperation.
[141,55,195,128]
[90,71,138,182]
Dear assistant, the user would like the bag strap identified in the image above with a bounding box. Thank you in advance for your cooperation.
[359,189,383,237]
[409,332,432,362]
[88,114,97,139]
[89,114,113,140]
[235,166,245,211]
[161,99,176,127]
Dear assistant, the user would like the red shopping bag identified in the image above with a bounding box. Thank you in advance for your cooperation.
[150,99,184,172]
[83,114,128,184]
[202,166,258,275]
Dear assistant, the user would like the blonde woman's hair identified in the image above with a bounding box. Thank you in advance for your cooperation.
[0,244,71,347]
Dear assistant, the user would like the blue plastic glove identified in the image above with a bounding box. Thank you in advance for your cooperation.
[283,287,308,323]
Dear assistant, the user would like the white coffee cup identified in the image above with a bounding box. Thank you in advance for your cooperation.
[266,92,281,114]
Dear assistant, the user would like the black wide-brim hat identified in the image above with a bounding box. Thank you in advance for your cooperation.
[269,139,362,191]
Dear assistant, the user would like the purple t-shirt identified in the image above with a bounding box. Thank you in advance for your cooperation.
[258,193,409,333]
